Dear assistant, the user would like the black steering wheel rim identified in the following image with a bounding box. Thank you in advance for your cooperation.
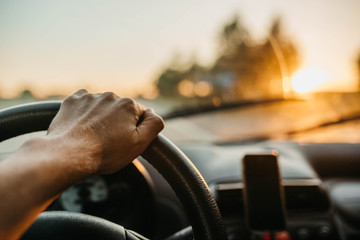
[0,101,227,240]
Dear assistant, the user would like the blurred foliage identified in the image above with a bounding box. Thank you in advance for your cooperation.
[155,16,300,102]
[156,68,185,98]
[357,52,360,91]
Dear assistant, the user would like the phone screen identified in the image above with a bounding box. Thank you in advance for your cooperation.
[242,153,286,231]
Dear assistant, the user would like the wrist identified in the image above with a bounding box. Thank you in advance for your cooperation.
[22,134,101,179]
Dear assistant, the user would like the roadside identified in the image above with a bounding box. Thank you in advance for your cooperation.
[1,92,359,144]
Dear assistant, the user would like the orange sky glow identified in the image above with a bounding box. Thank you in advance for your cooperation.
[0,0,359,98]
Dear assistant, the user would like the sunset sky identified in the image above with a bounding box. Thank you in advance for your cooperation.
[1,0,359,98]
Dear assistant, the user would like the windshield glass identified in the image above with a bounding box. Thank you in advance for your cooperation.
[1,0,359,143]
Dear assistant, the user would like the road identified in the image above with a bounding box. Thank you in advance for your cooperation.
[0,92,359,156]
[160,92,360,143]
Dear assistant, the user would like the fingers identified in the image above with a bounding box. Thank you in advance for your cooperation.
[51,89,164,174]
[61,89,89,108]
[72,89,88,97]
[136,108,164,141]
[62,89,164,140]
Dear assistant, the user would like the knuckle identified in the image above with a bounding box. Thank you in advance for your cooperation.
[63,95,76,105]
[119,97,137,110]
[100,92,117,101]
[82,93,95,100]
[76,89,88,95]
[62,92,96,111]
[121,97,136,105]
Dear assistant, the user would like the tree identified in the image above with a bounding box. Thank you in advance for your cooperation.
[156,68,185,97]
[357,52,360,91]
[218,16,252,57]
[155,51,208,98]
[213,17,300,100]
[155,15,300,101]
[255,18,300,98]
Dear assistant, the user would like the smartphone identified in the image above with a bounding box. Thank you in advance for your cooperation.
[242,153,286,232]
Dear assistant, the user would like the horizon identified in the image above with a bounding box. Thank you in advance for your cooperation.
[1,0,360,98]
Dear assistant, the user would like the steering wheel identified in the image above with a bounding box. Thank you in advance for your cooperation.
[0,101,227,240]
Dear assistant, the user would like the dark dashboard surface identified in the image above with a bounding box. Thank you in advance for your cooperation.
[47,140,360,240]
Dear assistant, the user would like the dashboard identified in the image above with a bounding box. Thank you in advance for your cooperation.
[46,161,156,237]
[44,140,360,240]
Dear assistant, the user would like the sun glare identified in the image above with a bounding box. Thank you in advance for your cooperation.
[292,67,331,93]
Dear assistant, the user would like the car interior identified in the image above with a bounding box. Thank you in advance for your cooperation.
[1,1,360,240]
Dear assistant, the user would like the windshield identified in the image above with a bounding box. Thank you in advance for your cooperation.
[1,0,359,143]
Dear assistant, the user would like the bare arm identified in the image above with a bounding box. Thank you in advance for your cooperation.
[0,90,164,240]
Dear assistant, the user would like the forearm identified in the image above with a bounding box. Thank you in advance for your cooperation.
[0,90,164,240]
[0,135,97,240]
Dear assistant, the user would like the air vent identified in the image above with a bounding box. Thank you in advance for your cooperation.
[215,179,329,216]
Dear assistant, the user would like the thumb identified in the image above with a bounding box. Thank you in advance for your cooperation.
[136,108,164,144]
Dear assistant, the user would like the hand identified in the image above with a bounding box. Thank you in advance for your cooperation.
[0,89,164,240]
[47,89,164,174]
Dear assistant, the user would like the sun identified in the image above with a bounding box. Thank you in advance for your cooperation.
[291,67,331,93]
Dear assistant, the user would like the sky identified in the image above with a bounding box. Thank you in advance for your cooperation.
[0,0,359,98]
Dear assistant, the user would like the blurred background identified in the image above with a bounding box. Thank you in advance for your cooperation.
[0,0,359,143]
